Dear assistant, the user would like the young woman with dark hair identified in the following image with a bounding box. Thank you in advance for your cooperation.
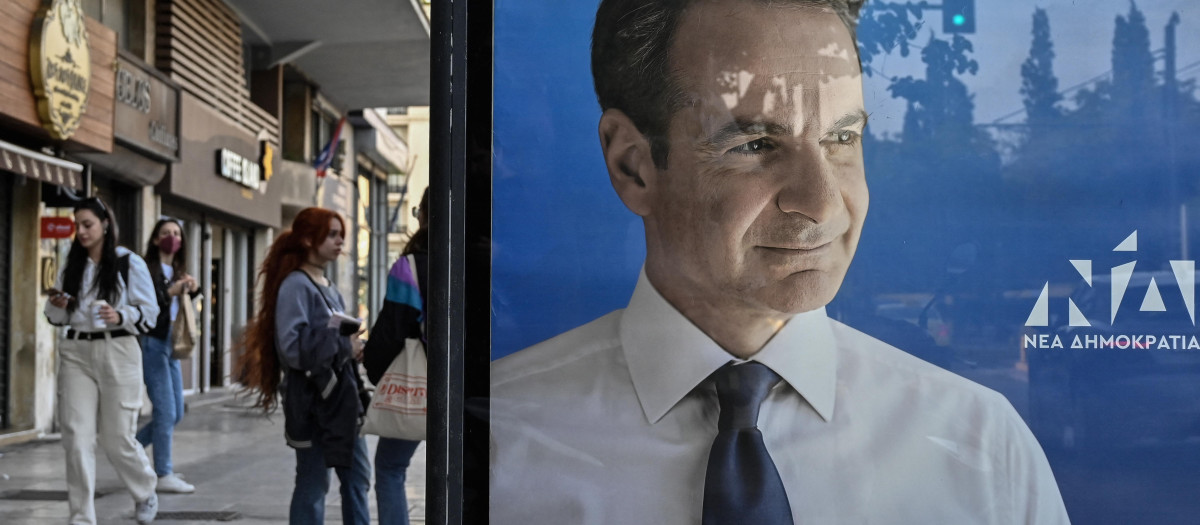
[45,197,162,525]
[362,188,428,525]
[135,218,200,494]
[235,207,370,525]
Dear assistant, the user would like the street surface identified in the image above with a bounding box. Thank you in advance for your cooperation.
[0,389,426,524]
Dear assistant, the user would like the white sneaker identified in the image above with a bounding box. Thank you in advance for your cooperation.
[156,473,196,494]
[135,493,158,524]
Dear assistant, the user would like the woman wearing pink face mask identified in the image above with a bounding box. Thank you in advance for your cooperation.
[135,218,200,494]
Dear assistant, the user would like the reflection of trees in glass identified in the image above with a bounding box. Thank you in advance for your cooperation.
[889,35,979,143]
[852,4,1002,294]
[1111,2,1156,119]
[1020,9,1062,127]
[842,3,1200,344]
[856,2,923,67]
[1008,2,1199,215]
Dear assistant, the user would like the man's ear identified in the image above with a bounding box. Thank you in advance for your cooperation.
[598,109,657,217]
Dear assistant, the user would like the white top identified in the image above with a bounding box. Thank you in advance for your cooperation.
[491,270,1070,525]
[162,263,179,322]
[44,246,160,334]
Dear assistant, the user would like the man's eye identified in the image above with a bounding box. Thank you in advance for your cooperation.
[729,138,773,154]
[826,130,860,146]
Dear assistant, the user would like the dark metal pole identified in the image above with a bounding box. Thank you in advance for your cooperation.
[428,0,464,522]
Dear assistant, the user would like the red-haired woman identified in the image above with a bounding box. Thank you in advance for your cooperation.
[236,207,370,525]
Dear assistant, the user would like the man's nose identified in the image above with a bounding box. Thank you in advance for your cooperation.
[776,149,844,223]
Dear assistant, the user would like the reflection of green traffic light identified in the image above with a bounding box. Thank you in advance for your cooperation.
[942,0,974,33]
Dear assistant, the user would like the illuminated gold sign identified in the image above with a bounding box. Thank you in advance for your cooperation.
[261,142,274,181]
[29,0,91,140]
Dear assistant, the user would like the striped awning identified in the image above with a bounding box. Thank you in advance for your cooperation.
[0,140,83,190]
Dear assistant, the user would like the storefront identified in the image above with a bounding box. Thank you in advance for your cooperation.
[159,92,281,393]
[0,0,118,442]
[350,109,407,325]
[75,51,181,250]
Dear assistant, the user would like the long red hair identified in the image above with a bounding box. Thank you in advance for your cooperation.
[236,207,345,412]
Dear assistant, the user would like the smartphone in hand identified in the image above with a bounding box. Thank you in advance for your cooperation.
[47,288,77,307]
[328,312,363,336]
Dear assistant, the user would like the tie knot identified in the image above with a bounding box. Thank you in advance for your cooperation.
[711,362,781,430]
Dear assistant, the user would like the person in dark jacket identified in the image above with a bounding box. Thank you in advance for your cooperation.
[136,217,199,494]
[362,188,428,525]
[235,207,370,525]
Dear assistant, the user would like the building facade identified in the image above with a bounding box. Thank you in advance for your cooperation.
[0,0,428,445]
[385,106,431,263]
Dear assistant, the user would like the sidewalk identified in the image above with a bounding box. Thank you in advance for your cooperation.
[0,389,426,524]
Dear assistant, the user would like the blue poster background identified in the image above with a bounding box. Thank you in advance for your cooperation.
[492,0,642,356]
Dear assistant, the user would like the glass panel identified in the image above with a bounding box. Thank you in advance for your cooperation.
[81,0,101,21]
[103,0,127,50]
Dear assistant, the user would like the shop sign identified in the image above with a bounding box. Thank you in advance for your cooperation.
[29,0,91,140]
[40,217,75,238]
[216,148,262,190]
[42,256,58,292]
[258,141,275,194]
[114,55,180,161]
[261,141,274,183]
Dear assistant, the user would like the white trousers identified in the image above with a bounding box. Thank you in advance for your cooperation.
[58,334,157,525]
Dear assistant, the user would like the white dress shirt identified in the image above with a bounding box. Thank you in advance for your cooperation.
[491,270,1070,524]
[44,246,160,335]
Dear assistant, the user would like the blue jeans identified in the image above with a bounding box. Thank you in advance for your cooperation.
[135,331,184,477]
[290,436,371,525]
[376,437,421,525]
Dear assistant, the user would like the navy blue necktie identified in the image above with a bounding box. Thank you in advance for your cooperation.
[702,362,794,525]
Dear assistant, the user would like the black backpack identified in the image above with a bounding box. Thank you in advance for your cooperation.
[117,253,130,287]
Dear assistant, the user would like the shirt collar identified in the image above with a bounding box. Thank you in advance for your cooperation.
[619,269,838,425]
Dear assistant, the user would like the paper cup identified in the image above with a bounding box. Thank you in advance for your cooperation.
[92,300,108,329]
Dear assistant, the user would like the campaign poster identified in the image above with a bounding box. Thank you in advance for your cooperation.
[490,1,1200,523]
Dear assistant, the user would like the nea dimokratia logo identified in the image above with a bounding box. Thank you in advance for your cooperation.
[1023,231,1198,351]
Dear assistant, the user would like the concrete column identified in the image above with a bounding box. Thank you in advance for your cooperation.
[9,178,46,433]
[185,220,203,394]
[201,220,213,391]
[219,228,235,386]
[140,186,158,249]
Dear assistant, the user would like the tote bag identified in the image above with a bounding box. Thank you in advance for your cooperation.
[171,293,199,360]
[361,337,428,440]
[361,254,427,440]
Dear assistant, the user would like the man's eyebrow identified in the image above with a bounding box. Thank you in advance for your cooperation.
[702,119,794,149]
[827,110,869,133]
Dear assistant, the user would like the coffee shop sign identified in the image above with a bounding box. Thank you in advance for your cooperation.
[217,148,261,190]
[29,0,92,140]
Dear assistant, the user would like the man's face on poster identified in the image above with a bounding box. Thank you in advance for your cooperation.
[645,1,868,317]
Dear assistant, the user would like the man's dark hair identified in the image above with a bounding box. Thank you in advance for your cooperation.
[592,0,866,168]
